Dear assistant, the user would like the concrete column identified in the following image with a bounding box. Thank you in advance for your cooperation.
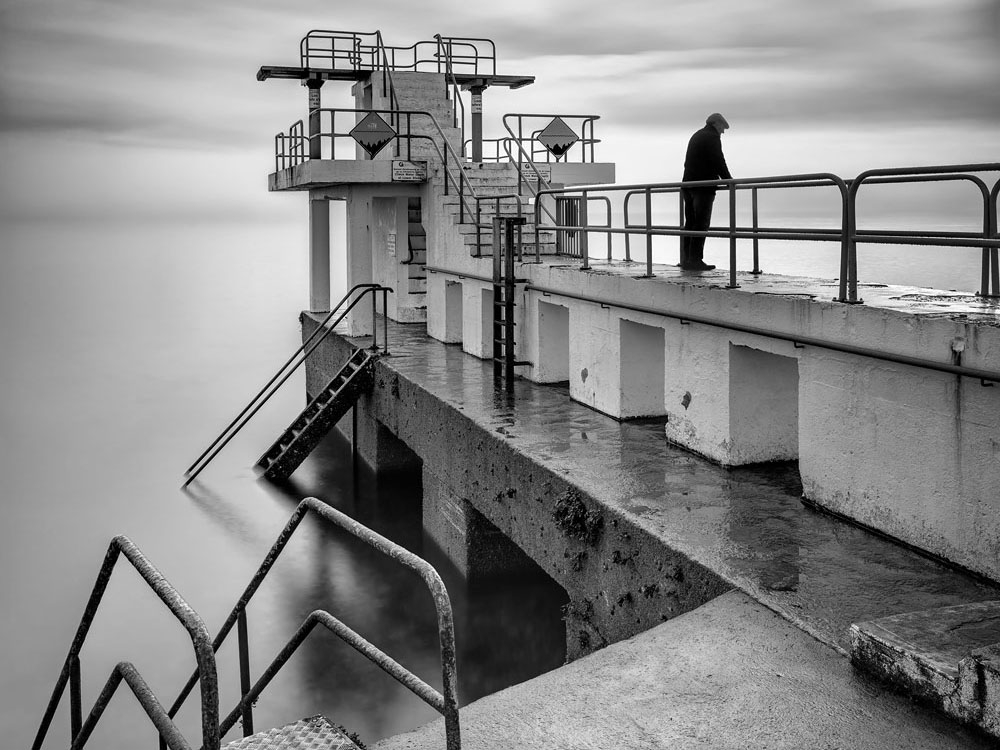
[345,189,373,336]
[308,194,330,312]
[470,85,484,162]
[307,79,323,160]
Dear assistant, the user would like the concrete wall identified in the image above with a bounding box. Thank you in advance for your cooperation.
[471,260,1000,580]
[304,317,730,659]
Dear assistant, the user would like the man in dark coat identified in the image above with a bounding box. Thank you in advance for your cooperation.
[680,113,732,270]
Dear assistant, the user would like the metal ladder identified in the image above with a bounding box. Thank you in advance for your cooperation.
[492,216,531,390]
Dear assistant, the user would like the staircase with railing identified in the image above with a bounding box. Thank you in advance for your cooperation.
[32,498,460,750]
[183,284,392,488]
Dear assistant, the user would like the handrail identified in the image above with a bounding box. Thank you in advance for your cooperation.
[183,284,391,487]
[32,536,219,750]
[434,34,466,150]
[299,29,496,77]
[538,174,850,288]
[167,497,461,750]
[844,164,1000,302]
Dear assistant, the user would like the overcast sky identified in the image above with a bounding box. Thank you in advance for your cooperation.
[1,0,998,224]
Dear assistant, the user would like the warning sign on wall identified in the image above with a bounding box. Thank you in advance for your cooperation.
[391,160,428,181]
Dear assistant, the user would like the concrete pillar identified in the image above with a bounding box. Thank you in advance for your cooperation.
[345,189,373,336]
[308,194,330,312]
[307,79,323,160]
[470,85,484,162]
[422,467,537,581]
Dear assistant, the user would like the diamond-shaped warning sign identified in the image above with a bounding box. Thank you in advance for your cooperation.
[350,112,396,158]
[537,116,579,158]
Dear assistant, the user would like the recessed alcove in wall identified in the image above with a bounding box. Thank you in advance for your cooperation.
[728,344,799,463]
[620,319,665,418]
[537,300,569,382]
[444,280,463,343]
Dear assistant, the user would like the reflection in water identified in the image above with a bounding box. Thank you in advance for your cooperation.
[200,430,568,745]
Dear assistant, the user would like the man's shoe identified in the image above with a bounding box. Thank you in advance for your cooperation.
[680,261,716,271]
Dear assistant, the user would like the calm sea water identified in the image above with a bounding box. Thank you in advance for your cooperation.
[0,220,565,749]
[0,216,984,749]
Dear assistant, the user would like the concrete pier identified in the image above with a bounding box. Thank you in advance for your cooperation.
[303,310,999,738]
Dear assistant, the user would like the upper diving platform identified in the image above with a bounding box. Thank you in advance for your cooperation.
[256,30,534,89]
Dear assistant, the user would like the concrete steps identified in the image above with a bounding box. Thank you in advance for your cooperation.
[851,600,1000,738]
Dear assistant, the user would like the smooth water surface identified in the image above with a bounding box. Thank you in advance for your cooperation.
[0,220,566,749]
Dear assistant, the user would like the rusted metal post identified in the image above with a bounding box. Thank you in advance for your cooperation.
[237,611,253,736]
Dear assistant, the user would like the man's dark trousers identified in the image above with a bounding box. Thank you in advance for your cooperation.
[680,188,716,266]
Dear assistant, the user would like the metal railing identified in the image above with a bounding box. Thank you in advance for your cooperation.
[535,164,1000,300]
[275,107,481,225]
[32,499,462,750]
[299,30,496,77]
[183,283,392,487]
[167,497,461,750]
[32,537,220,750]
[435,34,466,149]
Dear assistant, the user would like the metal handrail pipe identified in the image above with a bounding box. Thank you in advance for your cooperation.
[218,610,447,737]
[171,497,460,750]
[183,283,381,479]
[182,285,391,487]
[33,536,219,750]
[523,284,1000,385]
[844,165,998,302]
[71,663,192,750]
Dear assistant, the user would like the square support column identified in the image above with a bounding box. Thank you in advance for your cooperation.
[308,193,330,313]
[345,189,373,336]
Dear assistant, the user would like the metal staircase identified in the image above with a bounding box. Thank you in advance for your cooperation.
[255,347,376,481]
[183,284,391,487]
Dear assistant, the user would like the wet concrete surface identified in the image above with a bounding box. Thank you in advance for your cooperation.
[375,591,997,750]
[344,315,1000,656]
[571,259,1000,324]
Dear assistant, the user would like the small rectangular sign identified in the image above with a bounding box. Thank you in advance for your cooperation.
[392,160,428,181]
[387,232,396,256]
[471,93,483,114]
[520,163,552,182]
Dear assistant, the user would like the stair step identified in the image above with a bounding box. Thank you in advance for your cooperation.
[221,715,361,750]
[850,601,1000,737]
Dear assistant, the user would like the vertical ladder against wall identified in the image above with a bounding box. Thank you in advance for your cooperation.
[255,348,376,481]
[492,217,531,391]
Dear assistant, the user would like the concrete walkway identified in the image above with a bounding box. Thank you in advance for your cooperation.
[375,591,993,749]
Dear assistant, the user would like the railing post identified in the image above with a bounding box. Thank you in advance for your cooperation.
[370,289,379,351]
[70,655,82,742]
[580,191,590,270]
[727,183,739,289]
[237,610,254,737]
[678,190,685,261]
[645,188,653,277]
[382,288,390,353]
[751,186,762,274]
